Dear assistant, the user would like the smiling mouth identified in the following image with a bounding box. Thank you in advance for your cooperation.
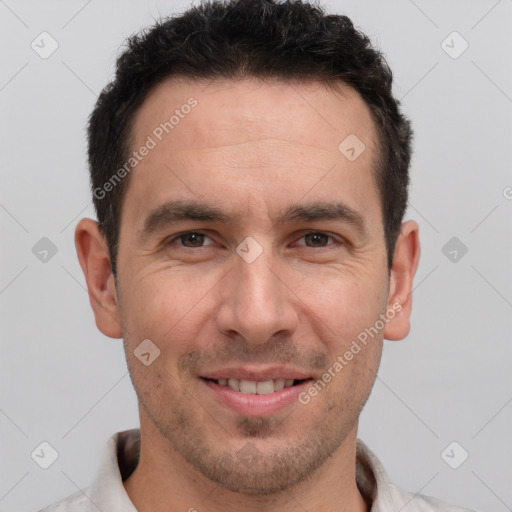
[200,377,313,395]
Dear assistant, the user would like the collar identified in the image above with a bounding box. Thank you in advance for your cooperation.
[88,429,391,510]
[49,429,471,511]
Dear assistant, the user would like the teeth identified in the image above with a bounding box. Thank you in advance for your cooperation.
[216,378,297,394]
[273,378,285,391]
[228,378,239,391]
[256,380,274,395]
[239,380,257,394]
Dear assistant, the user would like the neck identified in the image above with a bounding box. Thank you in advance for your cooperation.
[124,421,369,512]
[123,418,369,512]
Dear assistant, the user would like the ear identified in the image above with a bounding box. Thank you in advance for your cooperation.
[74,218,122,339]
[383,220,420,341]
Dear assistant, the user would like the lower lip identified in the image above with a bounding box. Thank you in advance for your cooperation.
[201,378,312,416]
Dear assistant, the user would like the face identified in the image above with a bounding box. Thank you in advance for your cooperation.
[77,77,418,495]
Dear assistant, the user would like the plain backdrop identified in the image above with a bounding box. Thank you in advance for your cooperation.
[1,1,511,511]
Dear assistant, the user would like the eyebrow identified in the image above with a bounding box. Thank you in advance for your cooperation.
[137,198,367,242]
[275,201,366,230]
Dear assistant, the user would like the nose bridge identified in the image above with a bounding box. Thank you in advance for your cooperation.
[238,250,280,311]
[216,243,298,343]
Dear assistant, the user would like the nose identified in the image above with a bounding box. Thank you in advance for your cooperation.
[215,246,300,346]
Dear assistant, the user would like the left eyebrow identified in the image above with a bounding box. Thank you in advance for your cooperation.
[136,198,368,243]
[273,201,367,234]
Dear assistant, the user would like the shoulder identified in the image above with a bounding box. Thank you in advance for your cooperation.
[38,487,92,512]
[355,439,477,512]
[37,429,140,512]
[388,482,477,512]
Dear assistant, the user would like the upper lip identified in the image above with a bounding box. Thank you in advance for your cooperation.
[200,366,313,381]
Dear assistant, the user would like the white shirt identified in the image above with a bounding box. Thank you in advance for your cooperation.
[39,429,476,512]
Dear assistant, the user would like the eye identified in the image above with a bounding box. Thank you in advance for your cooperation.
[166,231,215,248]
[295,232,338,248]
[164,230,341,251]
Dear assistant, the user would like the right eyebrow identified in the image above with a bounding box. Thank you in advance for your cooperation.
[137,199,242,242]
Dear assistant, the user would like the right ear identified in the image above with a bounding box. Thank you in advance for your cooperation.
[74,218,123,338]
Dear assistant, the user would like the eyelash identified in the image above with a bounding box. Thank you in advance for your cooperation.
[165,231,341,250]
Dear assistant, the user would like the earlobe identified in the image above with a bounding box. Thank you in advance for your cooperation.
[74,218,123,339]
[383,220,421,341]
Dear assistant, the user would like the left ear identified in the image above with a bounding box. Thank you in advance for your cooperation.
[383,220,421,341]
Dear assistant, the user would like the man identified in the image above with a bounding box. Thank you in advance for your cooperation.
[40,0,476,510]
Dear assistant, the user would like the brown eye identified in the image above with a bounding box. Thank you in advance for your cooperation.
[179,233,205,247]
[301,232,334,247]
[167,231,214,248]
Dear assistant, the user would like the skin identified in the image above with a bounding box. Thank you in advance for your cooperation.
[75,77,420,512]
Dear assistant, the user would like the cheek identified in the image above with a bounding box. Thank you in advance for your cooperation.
[298,268,388,348]
[120,267,224,347]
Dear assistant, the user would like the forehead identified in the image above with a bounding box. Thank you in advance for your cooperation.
[122,77,381,232]
[131,76,378,155]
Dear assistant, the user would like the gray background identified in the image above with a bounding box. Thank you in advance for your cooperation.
[1,1,511,511]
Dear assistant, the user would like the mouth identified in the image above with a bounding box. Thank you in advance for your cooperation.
[200,377,313,395]
[199,371,315,416]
